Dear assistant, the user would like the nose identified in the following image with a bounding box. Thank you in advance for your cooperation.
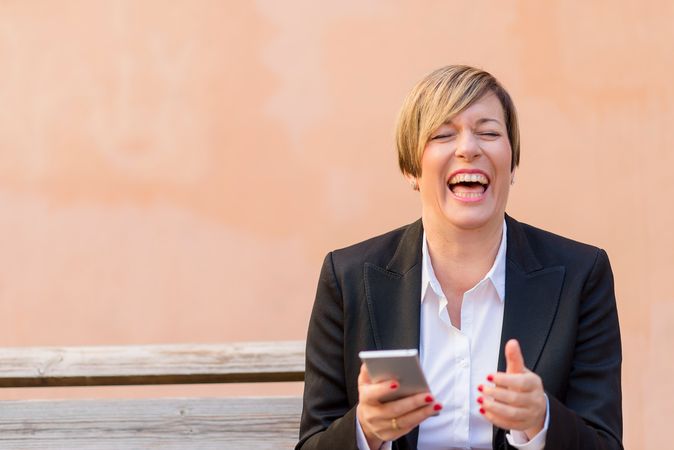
[455,131,482,161]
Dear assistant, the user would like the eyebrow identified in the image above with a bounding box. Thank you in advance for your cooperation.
[443,117,503,126]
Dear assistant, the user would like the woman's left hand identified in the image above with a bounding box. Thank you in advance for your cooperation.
[478,339,547,440]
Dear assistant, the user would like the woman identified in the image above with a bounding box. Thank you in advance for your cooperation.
[297,65,622,450]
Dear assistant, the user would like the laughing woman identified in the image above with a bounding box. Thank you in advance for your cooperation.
[297,65,622,450]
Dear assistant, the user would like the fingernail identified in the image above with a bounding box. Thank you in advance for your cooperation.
[425,395,433,403]
[487,374,494,382]
[477,384,484,392]
[390,382,398,389]
[479,407,485,414]
[433,404,443,411]
[477,397,483,404]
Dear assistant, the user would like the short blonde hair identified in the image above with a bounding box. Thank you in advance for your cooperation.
[396,65,520,176]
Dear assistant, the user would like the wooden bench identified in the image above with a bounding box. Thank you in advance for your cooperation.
[0,341,305,449]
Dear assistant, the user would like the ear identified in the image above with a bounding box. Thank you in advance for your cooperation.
[404,173,419,191]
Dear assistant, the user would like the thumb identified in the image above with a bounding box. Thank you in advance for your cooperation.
[358,363,372,385]
[505,339,526,374]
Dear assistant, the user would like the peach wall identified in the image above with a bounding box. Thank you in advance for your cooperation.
[0,1,672,448]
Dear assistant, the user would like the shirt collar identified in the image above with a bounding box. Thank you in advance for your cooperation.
[421,219,507,303]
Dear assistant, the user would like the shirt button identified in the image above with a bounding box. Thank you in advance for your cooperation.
[459,358,468,368]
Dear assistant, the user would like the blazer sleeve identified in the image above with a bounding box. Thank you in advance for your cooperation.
[296,252,360,450]
[543,249,623,450]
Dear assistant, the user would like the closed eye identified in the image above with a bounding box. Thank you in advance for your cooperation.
[430,133,455,140]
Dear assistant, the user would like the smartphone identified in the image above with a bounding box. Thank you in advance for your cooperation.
[358,349,431,403]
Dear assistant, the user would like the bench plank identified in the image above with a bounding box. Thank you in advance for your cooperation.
[0,341,305,387]
[0,396,302,449]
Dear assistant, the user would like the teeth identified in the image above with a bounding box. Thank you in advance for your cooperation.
[448,173,489,185]
[453,191,484,198]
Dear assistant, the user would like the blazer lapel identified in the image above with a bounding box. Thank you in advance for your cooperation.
[493,215,565,449]
[364,220,423,352]
[497,215,566,372]
[364,219,423,450]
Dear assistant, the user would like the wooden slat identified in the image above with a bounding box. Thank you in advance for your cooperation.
[0,396,302,449]
[0,341,305,388]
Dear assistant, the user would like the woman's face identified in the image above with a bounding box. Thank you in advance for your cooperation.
[414,92,514,232]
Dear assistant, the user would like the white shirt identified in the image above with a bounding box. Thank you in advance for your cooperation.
[356,220,549,449]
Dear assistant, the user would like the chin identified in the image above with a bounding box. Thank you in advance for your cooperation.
[441,207,502,231]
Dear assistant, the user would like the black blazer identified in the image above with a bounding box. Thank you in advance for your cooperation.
[297,215,622,450]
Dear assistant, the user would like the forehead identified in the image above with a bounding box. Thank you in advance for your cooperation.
[444,92,505,125]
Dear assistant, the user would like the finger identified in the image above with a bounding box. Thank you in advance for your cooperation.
[488,372,540,392]
[359,377,401,404]
[383,392,438,419]
[480,394,545,434]
[358,363,400,403]
[479,384,527,407]
[505,339,525,374]
[394,401,442,431]
[366,394,441,441]
[358,363,372,386]
[480,400,525,431]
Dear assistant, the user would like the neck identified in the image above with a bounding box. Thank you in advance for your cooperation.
[423,214,504,294]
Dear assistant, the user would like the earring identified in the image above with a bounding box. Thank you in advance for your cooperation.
[410,179,419,191]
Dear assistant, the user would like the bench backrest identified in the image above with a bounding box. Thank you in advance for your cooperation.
[0,341,305,449]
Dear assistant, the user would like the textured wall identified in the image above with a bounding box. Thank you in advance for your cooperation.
[1,1,672,448]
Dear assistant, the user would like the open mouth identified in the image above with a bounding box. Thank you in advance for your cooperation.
[447,172,489,199]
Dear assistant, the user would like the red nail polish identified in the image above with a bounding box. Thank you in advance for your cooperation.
[425,395,433,403]
[390,382,398,389]
[479,407,485,414]
[477,384,484,392]
[477,397,483,404]
[433,404,443,411]
[487,374,494,382]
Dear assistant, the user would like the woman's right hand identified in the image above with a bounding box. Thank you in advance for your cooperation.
[356,363,442,449]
